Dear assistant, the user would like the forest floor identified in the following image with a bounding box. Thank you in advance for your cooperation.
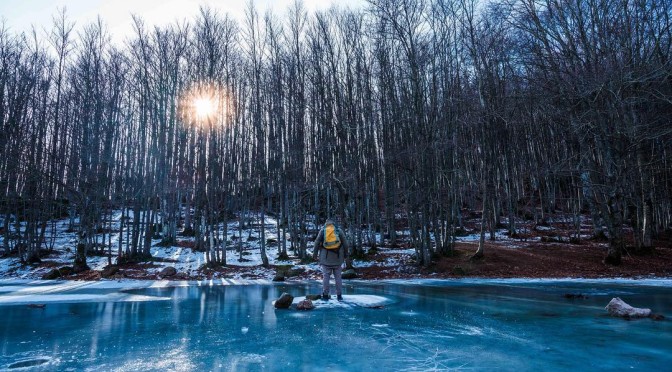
[357,241,672,280]
[1,211,671,281]
[353,213,672,279]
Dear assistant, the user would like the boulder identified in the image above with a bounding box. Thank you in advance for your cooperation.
[341,269,358,279]
[454,227,471,237]
[540,236,561,243]
[175,272,189,280]
[605,297,651,318]
[274,265,305,280]
[287,267,305,277]
[274,293,294,309]
[275,265,291,276]
[296,298,315,311]
[452,266,467,275]
[159,266,177,278]
[305,294,322,301]
[41,269,61,280]
[101,266,119,278]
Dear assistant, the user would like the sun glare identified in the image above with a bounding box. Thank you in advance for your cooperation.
[179,82,232,128]
[194,97,215,120]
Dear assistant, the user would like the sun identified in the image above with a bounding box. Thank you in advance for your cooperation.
[180,82,233,129]
[194,97,215,120]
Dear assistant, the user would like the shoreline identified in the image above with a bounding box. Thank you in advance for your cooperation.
[2,275,672,286]
[2,276,670,306]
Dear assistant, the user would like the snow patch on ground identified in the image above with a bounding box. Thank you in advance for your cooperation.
[291,294,392,309]
[456,229,510,242]
[384,248,416,255]
[150,246,206,275]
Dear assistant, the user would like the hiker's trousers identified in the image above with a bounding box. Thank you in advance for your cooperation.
[321,265,343,295]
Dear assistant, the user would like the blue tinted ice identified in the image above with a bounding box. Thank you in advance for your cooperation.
[0,279,670,371]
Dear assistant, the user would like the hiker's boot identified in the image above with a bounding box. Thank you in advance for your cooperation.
[321,294,330,301]
[337,294,343,301]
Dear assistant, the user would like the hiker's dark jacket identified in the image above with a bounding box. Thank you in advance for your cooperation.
[313,226,349,266]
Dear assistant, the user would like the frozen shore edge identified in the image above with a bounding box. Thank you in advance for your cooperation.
[1,277,671,306]
[2,276,672,290]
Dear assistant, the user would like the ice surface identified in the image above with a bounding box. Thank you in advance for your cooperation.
[0,280,175,305]
[0,293,171,305]
[0,279,670,371]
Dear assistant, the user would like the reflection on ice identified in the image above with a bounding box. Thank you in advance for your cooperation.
[452,324,484,336]
[0,292,170,305]
[228,353,266,372]
[106,344,196,372]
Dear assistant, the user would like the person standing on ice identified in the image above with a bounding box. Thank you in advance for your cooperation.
[313,219,349,301]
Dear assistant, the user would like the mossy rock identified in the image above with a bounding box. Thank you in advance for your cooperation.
[341,269,358,279]
[296,298,315,310]
[274,265,305,278]
[287,267,306,277]
[274,293,293,309]
[275,265,292,276]
[452,266,467,275]
[41,269,61,280]
[159,266,177,277]
[454,227,470,237]
[101,265,120,278]
[540,236,560,243]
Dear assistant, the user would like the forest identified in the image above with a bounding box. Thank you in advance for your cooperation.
[1,0,671,274]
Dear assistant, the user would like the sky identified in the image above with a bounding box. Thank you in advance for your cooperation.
[0,0,366,44]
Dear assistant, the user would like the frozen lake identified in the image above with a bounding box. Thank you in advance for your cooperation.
[0,279,671,371]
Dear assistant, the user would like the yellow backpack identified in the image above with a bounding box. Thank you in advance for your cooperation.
[323,224,341,250]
